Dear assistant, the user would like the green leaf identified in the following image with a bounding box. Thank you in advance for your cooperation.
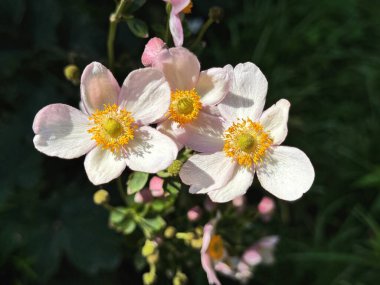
[138,216,166,238]
[127,18,149,38]
[122,219,137,235]
[127,171,149,194]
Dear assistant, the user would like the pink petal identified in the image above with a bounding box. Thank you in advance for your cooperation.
[259,99,290,145]
[256,146,315,201]
[196,67,231,106]
[174,111,225,153]
[201,223,221,285]
[149,176,165,197]
[80,62,120,114]
[170,0,191,14]
[33,104,95,159]
[169,13,184,47]
[208,166,254,203]
[84,146,127,185]
[141,37,166,67]
[125,126,178,173]
[242,247,262,266]
[179,152,236,194]
[118,68,171,125]
[218,62,268,123]
[153,47,200,90]
[157,120,184,151]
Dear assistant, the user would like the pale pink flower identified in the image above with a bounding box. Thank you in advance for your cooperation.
[180,62,315,202]
[149,176,165,197]
[187,205,202,221]
[163,0,192,47]
[215,258,253,284]
[147,43,231,150]
[33,62,177,185]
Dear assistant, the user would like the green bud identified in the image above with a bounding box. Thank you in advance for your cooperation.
[173,270,188,285]
[164,226,177,238]
[93,189,109,205]
[63,64,80,85]
[142,240,157,257]
[147,251,159,264]
[167,160,183,176]
[208,6,224,23]
[143,270,156,285]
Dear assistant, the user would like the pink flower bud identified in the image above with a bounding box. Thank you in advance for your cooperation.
[187,206,202,222]
[242,247,262,267]
[149,176,165,197]
[134,188,153,203]
[141,37,166,66]
[232,195,246,211]
[258,197,275,220]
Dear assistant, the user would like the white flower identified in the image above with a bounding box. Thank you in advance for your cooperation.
[179,62,315,202]
[33,62,178,185]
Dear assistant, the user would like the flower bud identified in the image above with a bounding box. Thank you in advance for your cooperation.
[142,240,157,257]
[208,6,224,23]
[173,270,188,285]
[187,206,202,222]
[147,251,159,265]
[258,197,275,221]
[93,189,109,205]
[167,160,183,176]
[190,238,203,249]
[232,195,246,212]
[143,270,156,285]
[135,188,153,203]
[149,176,164,197]
[63,64,80,85]
[164,226,177,238]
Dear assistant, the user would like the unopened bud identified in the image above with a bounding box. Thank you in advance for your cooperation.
[63,64,80,85]
[176,232,195,241]
[147,251,159,264]
[190,238,203,249]
[143,269,156,285]
[173,270,188,285]
[164,226,177,238]
[167,160,183,176]
[187,206,202,222]
[142,240,157,257]
[93,189,109,205]
[208,6,224,23]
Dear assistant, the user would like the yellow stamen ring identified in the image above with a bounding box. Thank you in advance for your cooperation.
[168,89,202,125]
[88,104,136,154]
[223,119,272,167]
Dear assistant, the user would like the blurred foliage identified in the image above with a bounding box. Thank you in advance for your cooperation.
[1,0,380,284]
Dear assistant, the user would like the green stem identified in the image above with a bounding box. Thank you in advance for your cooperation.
[117,176,127,204]
[107,0,129,70]
[190,18,214,50]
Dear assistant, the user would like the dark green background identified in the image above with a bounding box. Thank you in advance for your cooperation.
[1,0,380,284]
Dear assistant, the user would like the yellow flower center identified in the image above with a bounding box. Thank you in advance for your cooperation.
[88,104,136,154]
[223,119,273,167]
[207,235,224,261]
[182,1,193,14]
[168,89,202,125]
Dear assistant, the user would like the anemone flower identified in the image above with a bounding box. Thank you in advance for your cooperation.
[33,62,177,185]
[179,62,315,202]
[164,0,192,46]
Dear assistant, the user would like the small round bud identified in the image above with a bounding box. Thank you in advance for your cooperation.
[190,238,203,249]
[164,226,177,238]
[175,232,195,241]
[143,270,156,285]
[167,160,183,176]
[187,206,202,222]
[208,6,224,23]
[173,270,188,285]
[93,189,109,205]
[63,64,80,85]
[142,240,157,257]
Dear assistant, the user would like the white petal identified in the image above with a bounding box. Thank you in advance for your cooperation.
[153,47,200,90]
[174,111,225,153]
[84,146,127,185]
[196,67,230,106]
[125,126,178,173]
[218,62,268,122]
[157,120,184,151]
[208,166,254,203]
[256,146,314,201]
[179,152,236,194]
[260,99,290,145]
[118,68,171,125]
[33,104,95,159]
[80,62,120,114]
